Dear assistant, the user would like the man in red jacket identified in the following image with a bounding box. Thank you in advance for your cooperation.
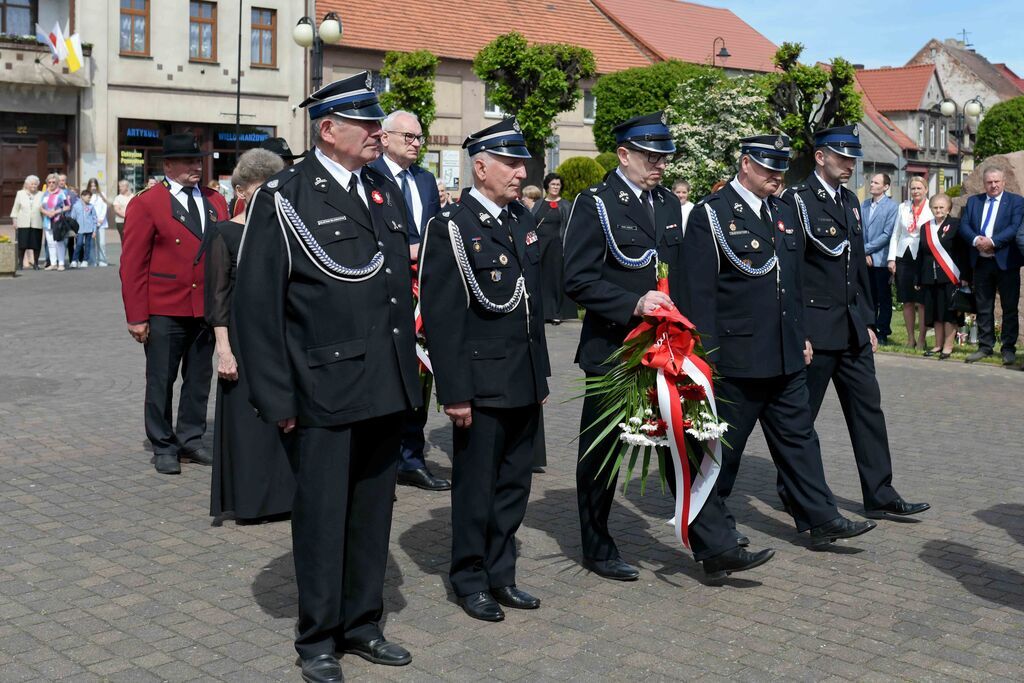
[120,134,229,474]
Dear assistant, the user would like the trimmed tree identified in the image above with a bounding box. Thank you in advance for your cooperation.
[555,156,605,201]
[592,60,713,153]
[379,49,439,146]
[761,43,863,182]
[473,33,596,184]
[974,96,1024,161]
[594,152,618,172]
[666,71,773,198]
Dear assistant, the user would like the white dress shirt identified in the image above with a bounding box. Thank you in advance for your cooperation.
[730,176,770,218]
[814,172,841,202]
[315,147,368,208]
[165,178,207,233]
[469,187,507,222]
[383,155,423,234]
[973,192,1003,255]
[615,168,653,206]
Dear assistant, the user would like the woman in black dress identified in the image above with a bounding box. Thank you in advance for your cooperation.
[915,193,966,359]
[205,148,295,523]
[532,173,577,323]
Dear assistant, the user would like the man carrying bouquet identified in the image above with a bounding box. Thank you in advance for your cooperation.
[684,134,876,550]
[564,112,774,582]
[419,117,551,622]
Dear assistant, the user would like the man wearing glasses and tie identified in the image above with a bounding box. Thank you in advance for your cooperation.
[370,110,451,493]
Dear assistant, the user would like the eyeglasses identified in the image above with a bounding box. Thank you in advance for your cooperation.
[385,130,425,145]
[643,152,671,165]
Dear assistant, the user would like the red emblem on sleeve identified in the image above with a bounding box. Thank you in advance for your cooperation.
[371,190,384,205]
[777,220,785,232]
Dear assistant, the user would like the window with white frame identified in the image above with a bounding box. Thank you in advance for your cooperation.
[917,119,925,147]
[583,89,596,123]
[484,83,504,117]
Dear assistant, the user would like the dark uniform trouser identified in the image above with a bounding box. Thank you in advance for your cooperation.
[714,372,841,533]
[450,404,539,596]
[290,413,403,659]
[973,257,1020,354]
[796,345,899,510]
[577,374,734,562]
[398,406,429,471]
[144,315,214,456]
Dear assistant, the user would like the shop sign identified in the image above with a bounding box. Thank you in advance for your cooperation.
[120,149,145,166]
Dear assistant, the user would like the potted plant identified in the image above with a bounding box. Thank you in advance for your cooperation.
[0,235,16,276]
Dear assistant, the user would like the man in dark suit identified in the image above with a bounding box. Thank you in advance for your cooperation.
[563,112,773,583]
[120,134,228,475]
[782,125,929,520]
[685,134,875,551]
[370,109,449,492]
[419,117,550,622]
[233,73,421,683]
[961,166,1024,364]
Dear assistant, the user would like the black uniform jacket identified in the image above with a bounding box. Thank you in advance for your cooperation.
[563,171,688,374]
[233,152,422,427]
[419,190,550,409]
[782,174,875,352]
[917,217,966,286]
[684,182,808,379]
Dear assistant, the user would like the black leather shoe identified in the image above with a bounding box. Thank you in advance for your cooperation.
[491,585,540,609]
[735,533,750,547]
[702,547,774,583]
[301,654,343,683]
[582,557,640,581]
[397,467,451,491]
[342,637,411,666]
[458,591,504,622]
[965,350,992,363]
[810,516,876,549]
[153,453,180,475]
[1002,349,1017,366]
[179,447,212,466]
[865,498,930,519]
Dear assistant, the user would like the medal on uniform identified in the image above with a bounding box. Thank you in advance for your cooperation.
[472,240,482,252]
[525,230,538,245]
[829,226,837,236]
[742,258,752,266]
[777,220,785,232]
[751,239,760,249]
[618,191,630,205]
[729,222,737,232]
[498,254,509,265]
[371,190,384,205]
[491,269,501,282]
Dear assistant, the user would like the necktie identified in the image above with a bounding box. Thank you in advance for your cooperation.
[834,189,843,211]
[759,200,772,227]
[347,173,371,224]
[642,190,656,229]
[182,187,202,232]
[398,170,417,235]
[980,196,996,237]
[498,209,514,244]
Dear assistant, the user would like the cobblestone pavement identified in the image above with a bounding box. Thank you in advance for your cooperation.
[2,257,1023,682]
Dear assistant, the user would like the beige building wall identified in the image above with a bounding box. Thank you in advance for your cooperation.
[77,0,308,191]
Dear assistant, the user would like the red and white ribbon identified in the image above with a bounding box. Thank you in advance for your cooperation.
[924,219,960,285]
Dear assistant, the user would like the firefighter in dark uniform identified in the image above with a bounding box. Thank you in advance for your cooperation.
[233,73,421,683]
[419,117,550,622]
[781,125,930,520]
[564,112,774,583]
[684,135,876,551]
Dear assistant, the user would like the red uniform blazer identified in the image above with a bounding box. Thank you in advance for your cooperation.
[120,181,229,323]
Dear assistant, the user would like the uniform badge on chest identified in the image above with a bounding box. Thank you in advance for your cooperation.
[498,254,509,265]
[371,190,384,205]
[733,203,744,214]
[618,191,630,205]
[525,230,538,245]
[777,220,785,232]
[491,269,502,282]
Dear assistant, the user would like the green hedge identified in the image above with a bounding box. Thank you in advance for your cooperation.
[555,156,606,201]
[594,152,618,172]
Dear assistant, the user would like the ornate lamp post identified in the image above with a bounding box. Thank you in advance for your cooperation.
[712,37,731,68]
[939,96,984,185]
[292,11,343,92]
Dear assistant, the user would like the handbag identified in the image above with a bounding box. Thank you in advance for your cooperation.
[950,285,976,314]
[52,214,79,240]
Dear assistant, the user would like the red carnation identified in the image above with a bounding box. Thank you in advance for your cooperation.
[678,384,706,401]
[646,419,667,437]
[549,201,559,209]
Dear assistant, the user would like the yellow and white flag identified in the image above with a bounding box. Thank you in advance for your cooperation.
[65,33,83,73]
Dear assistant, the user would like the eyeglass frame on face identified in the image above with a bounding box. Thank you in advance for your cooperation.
[626,148,672,166]
[384,130,425,145]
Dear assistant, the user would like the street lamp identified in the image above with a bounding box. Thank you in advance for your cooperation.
[293,11,343,92]
[939,96,984,185]
[712,37,730,68]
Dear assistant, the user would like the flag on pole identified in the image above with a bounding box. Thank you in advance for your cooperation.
[65,33,84,73]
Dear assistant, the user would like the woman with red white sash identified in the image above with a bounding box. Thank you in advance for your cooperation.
[915,193,967,359]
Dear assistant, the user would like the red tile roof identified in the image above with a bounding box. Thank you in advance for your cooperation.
[317,0,654,74]
[853,73,918,151]
[592,0,779,73]
[993,64,1024,94]
[856,64,936,112]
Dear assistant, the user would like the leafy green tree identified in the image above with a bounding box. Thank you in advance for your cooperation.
[666,71,773,197]
[474,33,596,183]
[555,156,605,201]
[379,50,439,146]
[761,43,863,181]
[594,152,618,172]
[974,96,1024,161]
[592,61,714,153]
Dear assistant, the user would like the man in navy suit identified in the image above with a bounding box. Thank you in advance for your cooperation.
[370,110,449,491]
[862,173,899,343]
[959,167,1024,365]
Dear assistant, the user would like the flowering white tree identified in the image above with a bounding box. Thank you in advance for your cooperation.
[666,71,773,198]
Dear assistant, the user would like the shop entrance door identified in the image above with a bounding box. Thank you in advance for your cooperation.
[0,141,45,219]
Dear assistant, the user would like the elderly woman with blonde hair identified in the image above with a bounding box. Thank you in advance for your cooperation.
[10,175,43,269]
[204,148,296,523]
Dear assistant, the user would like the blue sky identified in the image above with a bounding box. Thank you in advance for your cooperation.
[706,1,1024,75]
